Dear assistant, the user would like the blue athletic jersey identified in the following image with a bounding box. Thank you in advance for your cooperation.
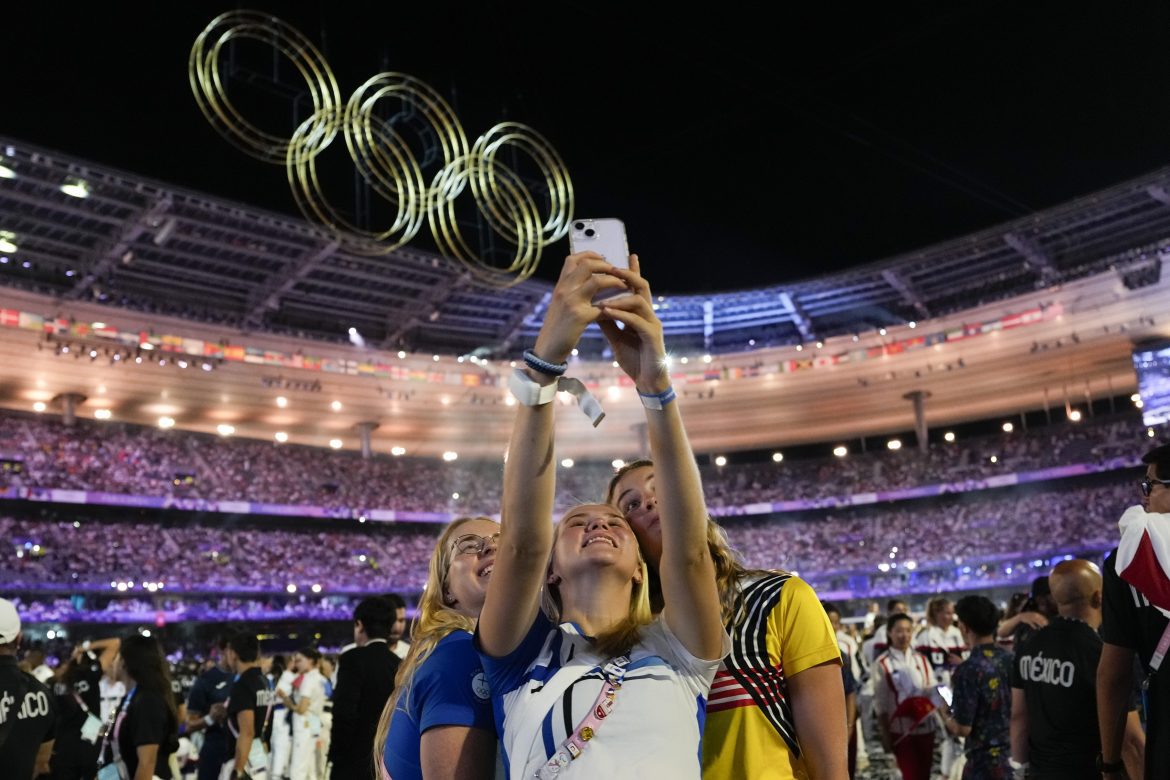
[383,630,495,780]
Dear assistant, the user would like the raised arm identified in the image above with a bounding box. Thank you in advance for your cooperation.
[598,257,724,660]
[477,253,626,658]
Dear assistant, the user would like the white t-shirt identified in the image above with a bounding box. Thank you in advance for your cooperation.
[480,613,728,780]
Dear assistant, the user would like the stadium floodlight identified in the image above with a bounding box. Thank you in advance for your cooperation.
[60,178,90,198]
[833,446,848,458]
[772,452,784,463]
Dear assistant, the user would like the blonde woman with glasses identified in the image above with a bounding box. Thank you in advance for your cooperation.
[374,516,499,780]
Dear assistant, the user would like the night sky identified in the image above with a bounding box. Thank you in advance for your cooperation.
[4,1,1170,294]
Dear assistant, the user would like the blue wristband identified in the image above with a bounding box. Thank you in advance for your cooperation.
[638,386,677,410]
[523,348,568,377]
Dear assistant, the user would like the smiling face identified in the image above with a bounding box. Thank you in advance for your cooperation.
[443,517,499,619]
[609,465,663,567]
[550,504,643,589]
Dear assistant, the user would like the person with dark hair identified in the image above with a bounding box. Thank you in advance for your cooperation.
[384,593,410,660]
[1013,560,1144,780]
[187,633,234,780]
[269,654,296,780]
[999,577,1056,650]
[279,647,325,780]
[223,632,275,780]
[940,595,1012,779]
[49,637,119,780]
[874,613,937,780]
[871,598,909,660]
[1099,442,1170,779]
[0,597,57,779]
[99,633,179,780]
[328,596,401,780]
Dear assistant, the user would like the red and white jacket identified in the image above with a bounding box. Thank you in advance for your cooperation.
[874,647,937,736]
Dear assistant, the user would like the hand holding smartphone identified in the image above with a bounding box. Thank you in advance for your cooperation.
[569,218,632,304]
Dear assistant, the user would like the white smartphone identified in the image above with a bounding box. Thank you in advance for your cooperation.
[569,218,631,303]
[936,684,953,707]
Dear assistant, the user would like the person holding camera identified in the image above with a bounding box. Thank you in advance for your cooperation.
[476,251,729,779]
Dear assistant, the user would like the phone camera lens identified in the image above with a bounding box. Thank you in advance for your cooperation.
[584,228,596,237]
[574,222,585,230]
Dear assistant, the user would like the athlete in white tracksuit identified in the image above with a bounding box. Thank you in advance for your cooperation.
[270,659,297,779]
[282,650,326,780]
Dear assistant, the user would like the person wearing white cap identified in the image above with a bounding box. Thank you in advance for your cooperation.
[0,597,59,779]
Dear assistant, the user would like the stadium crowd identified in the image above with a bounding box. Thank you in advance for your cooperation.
[0,409,1149,513]
[2,477,1135,603]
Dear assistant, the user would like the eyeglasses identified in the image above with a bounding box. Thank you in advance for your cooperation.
[1140,476,1170,497]
[451,532,499,557]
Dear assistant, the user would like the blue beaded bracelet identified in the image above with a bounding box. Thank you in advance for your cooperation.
[523,348,568,376]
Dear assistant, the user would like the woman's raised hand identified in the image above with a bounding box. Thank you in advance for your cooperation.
[532,252,628,365]
[596,255,670,394]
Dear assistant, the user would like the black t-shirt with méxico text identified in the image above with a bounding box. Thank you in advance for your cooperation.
[0,656,58,780]
[1010,616,1107,778]
[110,687,179,779]
[226,666,276,759]
[1101,549,1170,780]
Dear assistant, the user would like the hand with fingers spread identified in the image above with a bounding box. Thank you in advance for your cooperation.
[532,252,629,370]
[596,255,670,394]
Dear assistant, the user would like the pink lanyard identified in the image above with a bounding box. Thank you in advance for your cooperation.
[537,655,629,779]
[99,687,135,766]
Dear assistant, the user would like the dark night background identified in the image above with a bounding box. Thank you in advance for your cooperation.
[4,1,1170,294]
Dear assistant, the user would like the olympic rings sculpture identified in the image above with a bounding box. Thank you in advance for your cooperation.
[190,10,573,286]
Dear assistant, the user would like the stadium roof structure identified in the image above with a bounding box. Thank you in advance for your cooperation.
[1,136,1169,359]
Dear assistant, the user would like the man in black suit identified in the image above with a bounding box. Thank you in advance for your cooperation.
[328,596,402,780]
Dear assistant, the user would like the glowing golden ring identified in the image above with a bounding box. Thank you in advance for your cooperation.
[469,123,574,247]
[429,154,543,287]
[189,11,340,163]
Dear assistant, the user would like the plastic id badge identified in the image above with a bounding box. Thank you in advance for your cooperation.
[97,761,127,780]
[80,712,103,744]
[246,740,270,776]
